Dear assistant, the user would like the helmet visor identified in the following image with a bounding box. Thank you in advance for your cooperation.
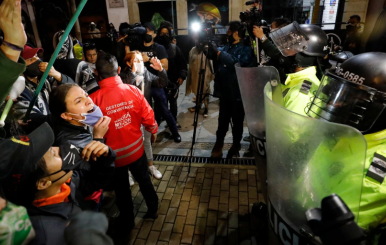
[269,21,309,57]
[306,73,386,132]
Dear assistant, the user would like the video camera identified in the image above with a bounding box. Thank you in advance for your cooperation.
[240,0,263,27]
[119,23,147,50]
[192,19,217,49]
[240,0,270,38]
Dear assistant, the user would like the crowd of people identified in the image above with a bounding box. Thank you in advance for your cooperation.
[0,0,187,244]
[1,0,386,244]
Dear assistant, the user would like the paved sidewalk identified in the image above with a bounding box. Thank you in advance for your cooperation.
[153,81,251,158]
[103,162,265,245]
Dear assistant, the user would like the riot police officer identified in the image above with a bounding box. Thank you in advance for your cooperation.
[269,22,329,116]
[305,52,386,243]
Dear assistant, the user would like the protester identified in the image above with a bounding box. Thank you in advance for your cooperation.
[0,0,27,105]
[27,140,114,245]
[140,22,181,142]
[83,42,98,72]
[156,25,187,126]
[49,83,110,148]
[90,53,159,244]
[106,23,118,43]
[88,22,101,39]
[209,21,253,159]
[121,51,168,180]
[53,29,75,59]
[12,45,74,122]
[64,211,114,245]
[160,21,177,44]
[0,122,115,245]
[53,58,99,94]
[49,83,111,210]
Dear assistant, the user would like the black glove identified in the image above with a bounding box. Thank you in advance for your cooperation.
[206,41,219,60]
[210,41,218,54]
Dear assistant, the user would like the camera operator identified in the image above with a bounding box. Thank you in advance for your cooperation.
[252,17,290,55]
[252,18,292,81]
[209,21,253,159]
[112,22,131,67]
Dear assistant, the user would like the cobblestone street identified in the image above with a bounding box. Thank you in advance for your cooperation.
[103,162,265,245]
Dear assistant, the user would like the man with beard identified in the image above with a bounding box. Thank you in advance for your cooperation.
[209,21,253,159]
[156,25,187,127]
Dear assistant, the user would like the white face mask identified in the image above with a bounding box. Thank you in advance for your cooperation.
[134,54,145,75]
[134,62,144,75]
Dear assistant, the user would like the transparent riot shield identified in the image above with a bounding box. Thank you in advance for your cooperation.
[264,84,366,245]
[235,65,282,202]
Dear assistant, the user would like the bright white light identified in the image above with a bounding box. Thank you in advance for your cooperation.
[192,22,201,32]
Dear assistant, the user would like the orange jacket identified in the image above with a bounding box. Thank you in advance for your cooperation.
[90,76,158,167]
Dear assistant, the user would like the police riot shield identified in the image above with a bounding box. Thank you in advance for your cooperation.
[235,65,282,202]
[264,84,367,245]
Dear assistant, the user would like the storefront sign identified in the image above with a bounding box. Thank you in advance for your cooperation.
[109,0,124,8]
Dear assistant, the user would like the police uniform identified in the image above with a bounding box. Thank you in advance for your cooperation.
[281,66,320,117]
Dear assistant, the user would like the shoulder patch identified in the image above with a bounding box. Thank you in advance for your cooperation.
[300,80,312,95]
[367,152,386,183]
[282,88,290,97]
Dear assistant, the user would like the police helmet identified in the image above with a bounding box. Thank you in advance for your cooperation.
[330,51,354,64]
[307,52,386,133]
[269,22,328,58]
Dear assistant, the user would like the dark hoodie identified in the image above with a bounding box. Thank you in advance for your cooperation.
[156,26,187,84]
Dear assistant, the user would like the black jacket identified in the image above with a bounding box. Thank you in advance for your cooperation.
[163,43,187,84]
[261,39,295,83]
[53,118,95,149]
[54,59,100,94]
[214,43,253,101]
[27,149,116,245]
[120,68,168,103]
[52,118,113,210]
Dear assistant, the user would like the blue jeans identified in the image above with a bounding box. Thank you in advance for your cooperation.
[151,87,179,136]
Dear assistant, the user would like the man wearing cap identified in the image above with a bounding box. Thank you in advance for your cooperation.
[12,45,74,123]
[0,122,115,245]
[140,22,182,142]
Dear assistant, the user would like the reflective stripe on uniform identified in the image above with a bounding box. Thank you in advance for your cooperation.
[116,141,144,160]
[114,136,142,153]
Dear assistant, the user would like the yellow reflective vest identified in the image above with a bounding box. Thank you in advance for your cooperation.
[282,66,321,117]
